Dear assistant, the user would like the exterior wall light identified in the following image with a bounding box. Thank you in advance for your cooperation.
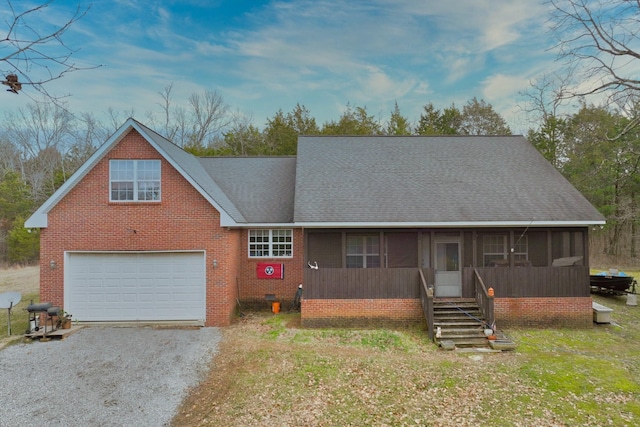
[212,259,218,268]
[50,260,57,269]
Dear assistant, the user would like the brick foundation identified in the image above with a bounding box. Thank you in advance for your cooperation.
[301,299,425,328]
[494,297,593,328]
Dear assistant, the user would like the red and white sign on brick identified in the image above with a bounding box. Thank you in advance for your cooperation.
[256,263,284,279]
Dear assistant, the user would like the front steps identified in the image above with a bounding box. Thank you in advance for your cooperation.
[433,298,491,348]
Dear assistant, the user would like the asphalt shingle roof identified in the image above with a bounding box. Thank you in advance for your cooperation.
[198,157,296,223]
[293,135,605,224]
[25,119,605,229]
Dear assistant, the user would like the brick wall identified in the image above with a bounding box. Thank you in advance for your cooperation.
[494,297,593,328]
[301,299,425,328]
[40,129,238,326]
[236,228,304,310]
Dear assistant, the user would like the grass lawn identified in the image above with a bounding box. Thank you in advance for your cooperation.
[173,282,640,426]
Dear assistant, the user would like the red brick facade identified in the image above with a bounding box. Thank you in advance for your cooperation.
[236,229,304,310]
[300,299,424,327]
[494,297,593,328]
[40,130,240,326]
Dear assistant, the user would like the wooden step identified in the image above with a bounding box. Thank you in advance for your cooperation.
[435,298,476,303]
[433,309,482,316]
[434,320,483,327]
[432,299,489,348]
[434,300,478,305]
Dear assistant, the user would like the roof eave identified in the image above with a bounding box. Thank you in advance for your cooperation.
[224,222,296,228]
[292,220,607,228]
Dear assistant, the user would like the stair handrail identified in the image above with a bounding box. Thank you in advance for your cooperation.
[418,268,434,340]
[473,268,495,329]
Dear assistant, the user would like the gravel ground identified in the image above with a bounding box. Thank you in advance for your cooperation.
[0,326,221,427]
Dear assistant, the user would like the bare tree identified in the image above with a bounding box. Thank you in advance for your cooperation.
[188,90,230,147]
[520,74,574,167]
[146,85,230,147]
[3,102,74,201]
[1,0,99,103]
[549,0,640,134]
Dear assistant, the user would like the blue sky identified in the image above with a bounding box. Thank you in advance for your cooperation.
[3,0,562,134]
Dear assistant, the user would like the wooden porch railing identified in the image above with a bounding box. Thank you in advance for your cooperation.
[418,269,434,341]
[303,268,420,299]
[470,266,590,297]
[472,268,494,329]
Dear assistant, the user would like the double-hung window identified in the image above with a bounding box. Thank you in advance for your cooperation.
[110,160,161,202]
[249,229,293,258]
[483,234,528,266]
[483,235,506,266]
[346,234,380,268]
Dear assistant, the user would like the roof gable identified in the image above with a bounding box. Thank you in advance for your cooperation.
[25,118,246,228]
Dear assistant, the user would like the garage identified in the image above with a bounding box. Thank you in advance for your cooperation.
[65,252,206,322]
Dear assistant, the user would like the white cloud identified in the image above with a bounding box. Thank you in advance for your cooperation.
[0,0,559,134]
[482,74,528,101]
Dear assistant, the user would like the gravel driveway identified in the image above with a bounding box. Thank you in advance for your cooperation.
[0,326,221,427]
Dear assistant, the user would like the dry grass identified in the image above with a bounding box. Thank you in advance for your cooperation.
[172,292,640,427]
[0,266,39,349]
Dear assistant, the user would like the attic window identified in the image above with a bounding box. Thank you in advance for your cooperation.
[110,160,161,202]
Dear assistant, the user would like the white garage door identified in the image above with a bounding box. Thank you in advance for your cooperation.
[65,252,206,322]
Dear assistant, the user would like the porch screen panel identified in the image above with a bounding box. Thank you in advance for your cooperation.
[527,231,547,266]
[307,232,342,268]
[386,233,418,268]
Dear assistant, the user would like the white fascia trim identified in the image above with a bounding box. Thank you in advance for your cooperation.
[24,212,47,228]
[292,220,606,228]
[224,222,297,229]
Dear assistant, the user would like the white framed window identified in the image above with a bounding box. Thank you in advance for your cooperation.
[110,160,161,202]
[346,234,380,268]
[249,229,293,258]
[513,236,528,262]
[483,235,507,266]
[483,234,528,266]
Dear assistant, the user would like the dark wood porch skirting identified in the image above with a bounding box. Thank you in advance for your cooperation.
[301,299,424,328]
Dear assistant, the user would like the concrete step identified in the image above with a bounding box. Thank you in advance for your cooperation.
[437,336,490,348]
[438,328,484,336]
